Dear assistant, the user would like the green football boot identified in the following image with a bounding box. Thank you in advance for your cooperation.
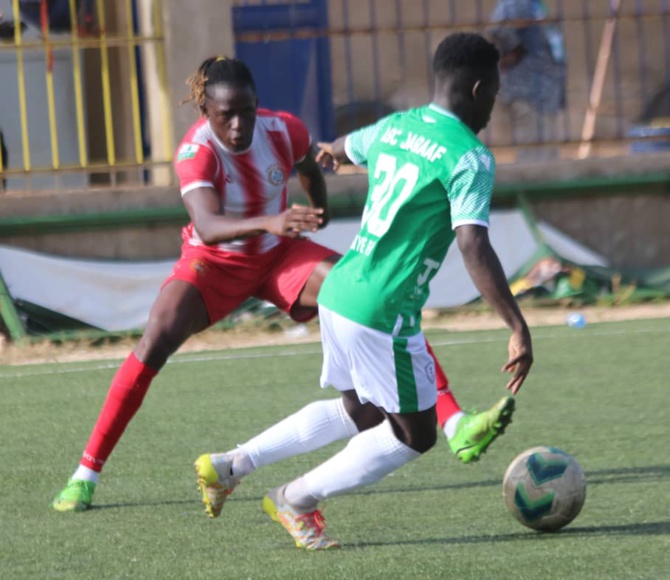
[449,396,516,464]
[51,479,96,512]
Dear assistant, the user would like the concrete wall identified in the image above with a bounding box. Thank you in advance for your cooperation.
[3,152,669,268]
[1,186,184,259]
[4,188,667,269]
[532,193,670,269]
[162,0,235,151]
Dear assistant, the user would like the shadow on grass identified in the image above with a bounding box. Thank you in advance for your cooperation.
[87,464,670,511]
[350,521,670,549]
[88,499,194,511]
[349,464,670,498]
[586,464,670,485]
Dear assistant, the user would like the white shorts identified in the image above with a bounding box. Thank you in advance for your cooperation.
[318,305,437,414]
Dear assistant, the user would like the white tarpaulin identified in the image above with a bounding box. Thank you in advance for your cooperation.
[312,210,540,309]
[0,210,607,331]
[0,248,173,331]
[311,210,608,308]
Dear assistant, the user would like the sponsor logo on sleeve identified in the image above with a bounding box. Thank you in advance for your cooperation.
[177,144,200,162]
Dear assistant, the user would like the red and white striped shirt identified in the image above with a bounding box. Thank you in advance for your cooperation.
[174,109,311,255]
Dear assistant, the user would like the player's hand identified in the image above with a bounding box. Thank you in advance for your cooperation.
[316,142,340,172]
[318,206,331,230]
[502,328,533,395]
[267,204,324,237]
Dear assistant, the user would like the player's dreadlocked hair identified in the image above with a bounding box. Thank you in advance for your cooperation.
[433,32,499,79]
[181,56,257,112]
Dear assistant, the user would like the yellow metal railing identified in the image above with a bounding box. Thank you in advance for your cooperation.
[125,0,143,165]
[11,0,31,174]
[0,0,172,192]
[69,0,87,167]
[43,4,60,170]
[152,0,171,164]
[96,0,115,167]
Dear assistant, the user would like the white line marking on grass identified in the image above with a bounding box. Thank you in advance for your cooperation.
[1,325,667,380]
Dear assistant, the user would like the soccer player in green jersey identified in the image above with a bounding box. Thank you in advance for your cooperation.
[200,32,533,550]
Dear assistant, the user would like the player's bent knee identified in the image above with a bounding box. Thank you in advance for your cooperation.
[389,409,438,453]
[136,324,191,369]
[409,428,438,454]
[394,423,437,454]
[343,399,384,432]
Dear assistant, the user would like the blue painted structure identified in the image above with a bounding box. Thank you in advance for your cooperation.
[232,0,334,142]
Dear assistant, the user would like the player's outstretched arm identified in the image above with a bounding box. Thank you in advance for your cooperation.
[316,136,351,172]
[183,186,323,244]
[294,148,330,229]
[456,224,533,394]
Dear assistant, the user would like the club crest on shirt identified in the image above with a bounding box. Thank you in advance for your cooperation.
[177,143,199,162]
[267,164,284,186]
[425,362,436,384]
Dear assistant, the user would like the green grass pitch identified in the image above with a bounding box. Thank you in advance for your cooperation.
[1,318,669,579]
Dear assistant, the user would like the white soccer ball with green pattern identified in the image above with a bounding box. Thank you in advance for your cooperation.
[502,446,586,532]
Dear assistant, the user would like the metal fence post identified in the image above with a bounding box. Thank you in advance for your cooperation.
[0,269,26,342]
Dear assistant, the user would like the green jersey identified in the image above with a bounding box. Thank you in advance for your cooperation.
[318,104,496,336]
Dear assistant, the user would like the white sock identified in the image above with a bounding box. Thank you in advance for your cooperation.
[281,477,319,511]
[286,420,420,504]
[205,452,240,481]
[238,398,358,470]
[72,465,100,484]
[443,411,466,440]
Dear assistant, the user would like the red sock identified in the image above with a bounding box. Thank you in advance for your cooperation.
[80,353,157,471]
[425,340,462,428]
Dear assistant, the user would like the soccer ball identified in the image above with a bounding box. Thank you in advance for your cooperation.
[502,446,586,532]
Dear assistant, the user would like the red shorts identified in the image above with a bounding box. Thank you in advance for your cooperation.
[163,238,338,325]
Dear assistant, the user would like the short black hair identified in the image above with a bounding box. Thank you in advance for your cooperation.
[433,32,500,78]
[182,56,256,110]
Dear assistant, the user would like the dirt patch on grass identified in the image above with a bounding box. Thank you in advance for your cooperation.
[1,302,669,367]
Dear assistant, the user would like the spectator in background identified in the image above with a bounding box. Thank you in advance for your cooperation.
[488,0,566,161]
[0,12,25,39]
[3,1,97,36]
